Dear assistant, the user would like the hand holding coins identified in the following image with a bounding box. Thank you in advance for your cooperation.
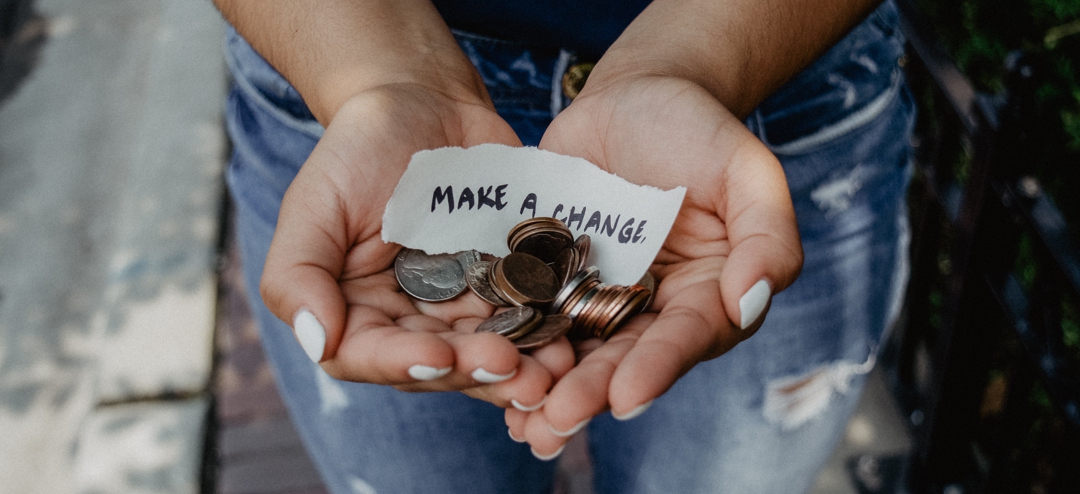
[394,217,654,351]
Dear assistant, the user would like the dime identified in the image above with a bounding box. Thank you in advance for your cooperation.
[475,306,541,339]
[465,261,511,307]
[514,314,573,351]
[493,252,560,308]
[394,248,468,302]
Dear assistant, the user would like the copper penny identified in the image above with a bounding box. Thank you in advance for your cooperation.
[573,234,591,272]
[514,314,573,351]
[551,247,580,286]
[636,270,656,313]
[512,231,574,264]
[599,288,650,340]
[497,252,560,307]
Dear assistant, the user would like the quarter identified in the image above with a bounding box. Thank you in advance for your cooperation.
[394,248,468,302]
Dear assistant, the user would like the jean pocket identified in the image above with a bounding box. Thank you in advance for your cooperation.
[224,26,324,139]
[752,0,906,154]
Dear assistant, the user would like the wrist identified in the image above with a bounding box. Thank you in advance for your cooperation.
[310,53,490,126]
[218,0,490,126]
[581,0,881,119]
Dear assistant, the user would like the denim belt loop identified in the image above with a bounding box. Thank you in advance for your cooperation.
[551,49,574,117]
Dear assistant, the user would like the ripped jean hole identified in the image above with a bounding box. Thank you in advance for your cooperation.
[316,368,349,415]
[810,163,866,215]
[763,353,875,430]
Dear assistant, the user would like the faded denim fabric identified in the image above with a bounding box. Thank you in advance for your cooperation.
[223,1,914,492]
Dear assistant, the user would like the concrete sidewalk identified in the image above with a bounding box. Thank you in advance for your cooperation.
[0,0,226,492]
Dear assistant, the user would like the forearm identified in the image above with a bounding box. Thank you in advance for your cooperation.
[214,0,487,125]
[587,0,882,117]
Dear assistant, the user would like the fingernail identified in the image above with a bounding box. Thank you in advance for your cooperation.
[508,428,526,443]
[531,444,565,461]
[293,309,326,362]
[511,395,547,412]
[472,367,517,383]
[739,279,772,329]
[408,365,452,381]
[612,400,653,421]
[550,418,590,437]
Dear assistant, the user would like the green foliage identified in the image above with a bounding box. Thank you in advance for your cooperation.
[915,0,1080,217]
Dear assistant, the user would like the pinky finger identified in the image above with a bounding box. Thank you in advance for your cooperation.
[505,408,529,443]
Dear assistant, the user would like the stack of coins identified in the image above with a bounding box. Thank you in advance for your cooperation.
[550,267,654,340]
[393,217,654,350]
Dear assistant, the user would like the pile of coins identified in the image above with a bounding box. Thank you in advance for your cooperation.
[393,217,653,350]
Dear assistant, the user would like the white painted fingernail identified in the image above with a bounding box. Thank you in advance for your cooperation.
[293,309,326,362]
[408,365,452,381]
[612,400,653,421]
[508,428,526,443]
[531,444,565,461]
[550,418,590,437]
[739,279,772,329]
[472,367,517,383]
[511,395,547,412]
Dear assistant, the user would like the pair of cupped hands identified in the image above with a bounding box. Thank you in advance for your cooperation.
[260,71,804,459]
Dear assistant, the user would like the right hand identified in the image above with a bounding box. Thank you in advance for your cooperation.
[259,83,575,409]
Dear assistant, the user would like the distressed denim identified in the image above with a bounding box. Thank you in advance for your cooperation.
[223,1,914,492]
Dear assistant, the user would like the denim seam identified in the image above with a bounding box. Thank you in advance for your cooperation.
[765,68,903,156]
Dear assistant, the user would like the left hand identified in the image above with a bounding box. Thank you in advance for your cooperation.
[507,74,804,457]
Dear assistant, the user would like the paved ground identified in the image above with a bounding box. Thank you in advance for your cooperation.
[0,1,912,492]
[0,0,225,492]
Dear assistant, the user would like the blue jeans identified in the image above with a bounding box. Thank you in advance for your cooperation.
[223,2,914,492]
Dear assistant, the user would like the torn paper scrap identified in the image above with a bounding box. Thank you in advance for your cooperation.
[381,144,686,286]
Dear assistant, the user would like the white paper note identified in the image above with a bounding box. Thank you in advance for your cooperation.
[382,144,686,286]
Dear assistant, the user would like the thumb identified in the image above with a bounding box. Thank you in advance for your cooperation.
[719,150,803,334]
[259,175,363,363]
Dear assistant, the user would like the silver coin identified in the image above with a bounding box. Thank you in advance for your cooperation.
[475,306,538,337]
[551,266,599,313]
[394,248,468,302]
[465,261,511,307]
[457,249,481,271]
